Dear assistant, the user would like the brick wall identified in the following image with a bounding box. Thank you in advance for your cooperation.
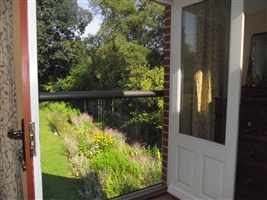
[162,5,171,184]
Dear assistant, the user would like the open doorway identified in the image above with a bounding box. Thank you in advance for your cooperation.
[36,0,165,199]
[235,0,267,199]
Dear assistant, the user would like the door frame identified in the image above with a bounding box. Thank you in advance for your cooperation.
[27,0,43,199]
[21,0,43,199]
[167,0,245,199]
[20,1,34,199]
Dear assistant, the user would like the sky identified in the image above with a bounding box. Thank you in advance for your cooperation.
[77,0,103,36]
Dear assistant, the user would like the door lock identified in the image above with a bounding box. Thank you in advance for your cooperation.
[8,129,24,140]
[8,119,26,170]
[7,120,36,170]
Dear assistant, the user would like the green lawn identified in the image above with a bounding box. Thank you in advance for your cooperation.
[40,109,80,200]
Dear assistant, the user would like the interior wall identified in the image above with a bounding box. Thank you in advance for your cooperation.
[12,0,27,199]
[242,9,267,85]
[244,0,267,14]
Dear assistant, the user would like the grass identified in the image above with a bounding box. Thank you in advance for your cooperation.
[40,102,162,199]
[40,109,80,200]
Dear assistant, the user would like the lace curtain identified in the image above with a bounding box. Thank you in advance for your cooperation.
[0,0,23,199]
[180,0,230,143]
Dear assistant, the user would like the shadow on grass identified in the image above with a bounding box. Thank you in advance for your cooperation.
[42,172,107,200]
[42,173,81,200]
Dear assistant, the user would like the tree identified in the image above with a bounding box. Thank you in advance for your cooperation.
[37,0,92,88]
[54,0,164,91]
[90,0,165,66]
[124,65,164,145]
[38,0,165,146]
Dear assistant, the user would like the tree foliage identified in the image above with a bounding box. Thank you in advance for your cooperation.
[53,33,150,91]
[90,0,165,66]
[37,0,165,146]
[37,0,92,87]
[38,0,164,91]
[45,0,165,91]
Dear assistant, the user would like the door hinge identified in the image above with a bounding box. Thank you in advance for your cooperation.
[29,122,36,157]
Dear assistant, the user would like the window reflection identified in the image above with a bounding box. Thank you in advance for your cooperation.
[180,0,231,144]
[246,33,267,87]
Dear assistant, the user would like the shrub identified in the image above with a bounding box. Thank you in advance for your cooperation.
[42,102,79,136]
[40,102,162,199]
[90,148,143,198]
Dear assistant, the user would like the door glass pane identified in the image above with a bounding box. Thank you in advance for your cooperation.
[180,0,231,144]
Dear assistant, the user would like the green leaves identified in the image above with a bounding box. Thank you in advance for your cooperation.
[41,102,162,199]
[38,0,165,147]
[124,65,164,90]
[37,0,92,88]
[91,0,164,50]
[38,0,165,91]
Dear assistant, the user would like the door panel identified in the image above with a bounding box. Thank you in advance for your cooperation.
[20,1,35,199]
[21,0,42,199]
[167,0,244,199]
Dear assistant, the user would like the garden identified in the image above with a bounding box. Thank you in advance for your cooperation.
[40,102,162,199]
[37,0,165,199]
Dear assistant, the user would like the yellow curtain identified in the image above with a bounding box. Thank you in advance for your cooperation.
[191,0,229,141]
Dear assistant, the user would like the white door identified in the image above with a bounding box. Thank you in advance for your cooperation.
[167,0,244,200]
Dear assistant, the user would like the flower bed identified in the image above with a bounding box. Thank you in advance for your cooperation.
[41,102,162,199]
